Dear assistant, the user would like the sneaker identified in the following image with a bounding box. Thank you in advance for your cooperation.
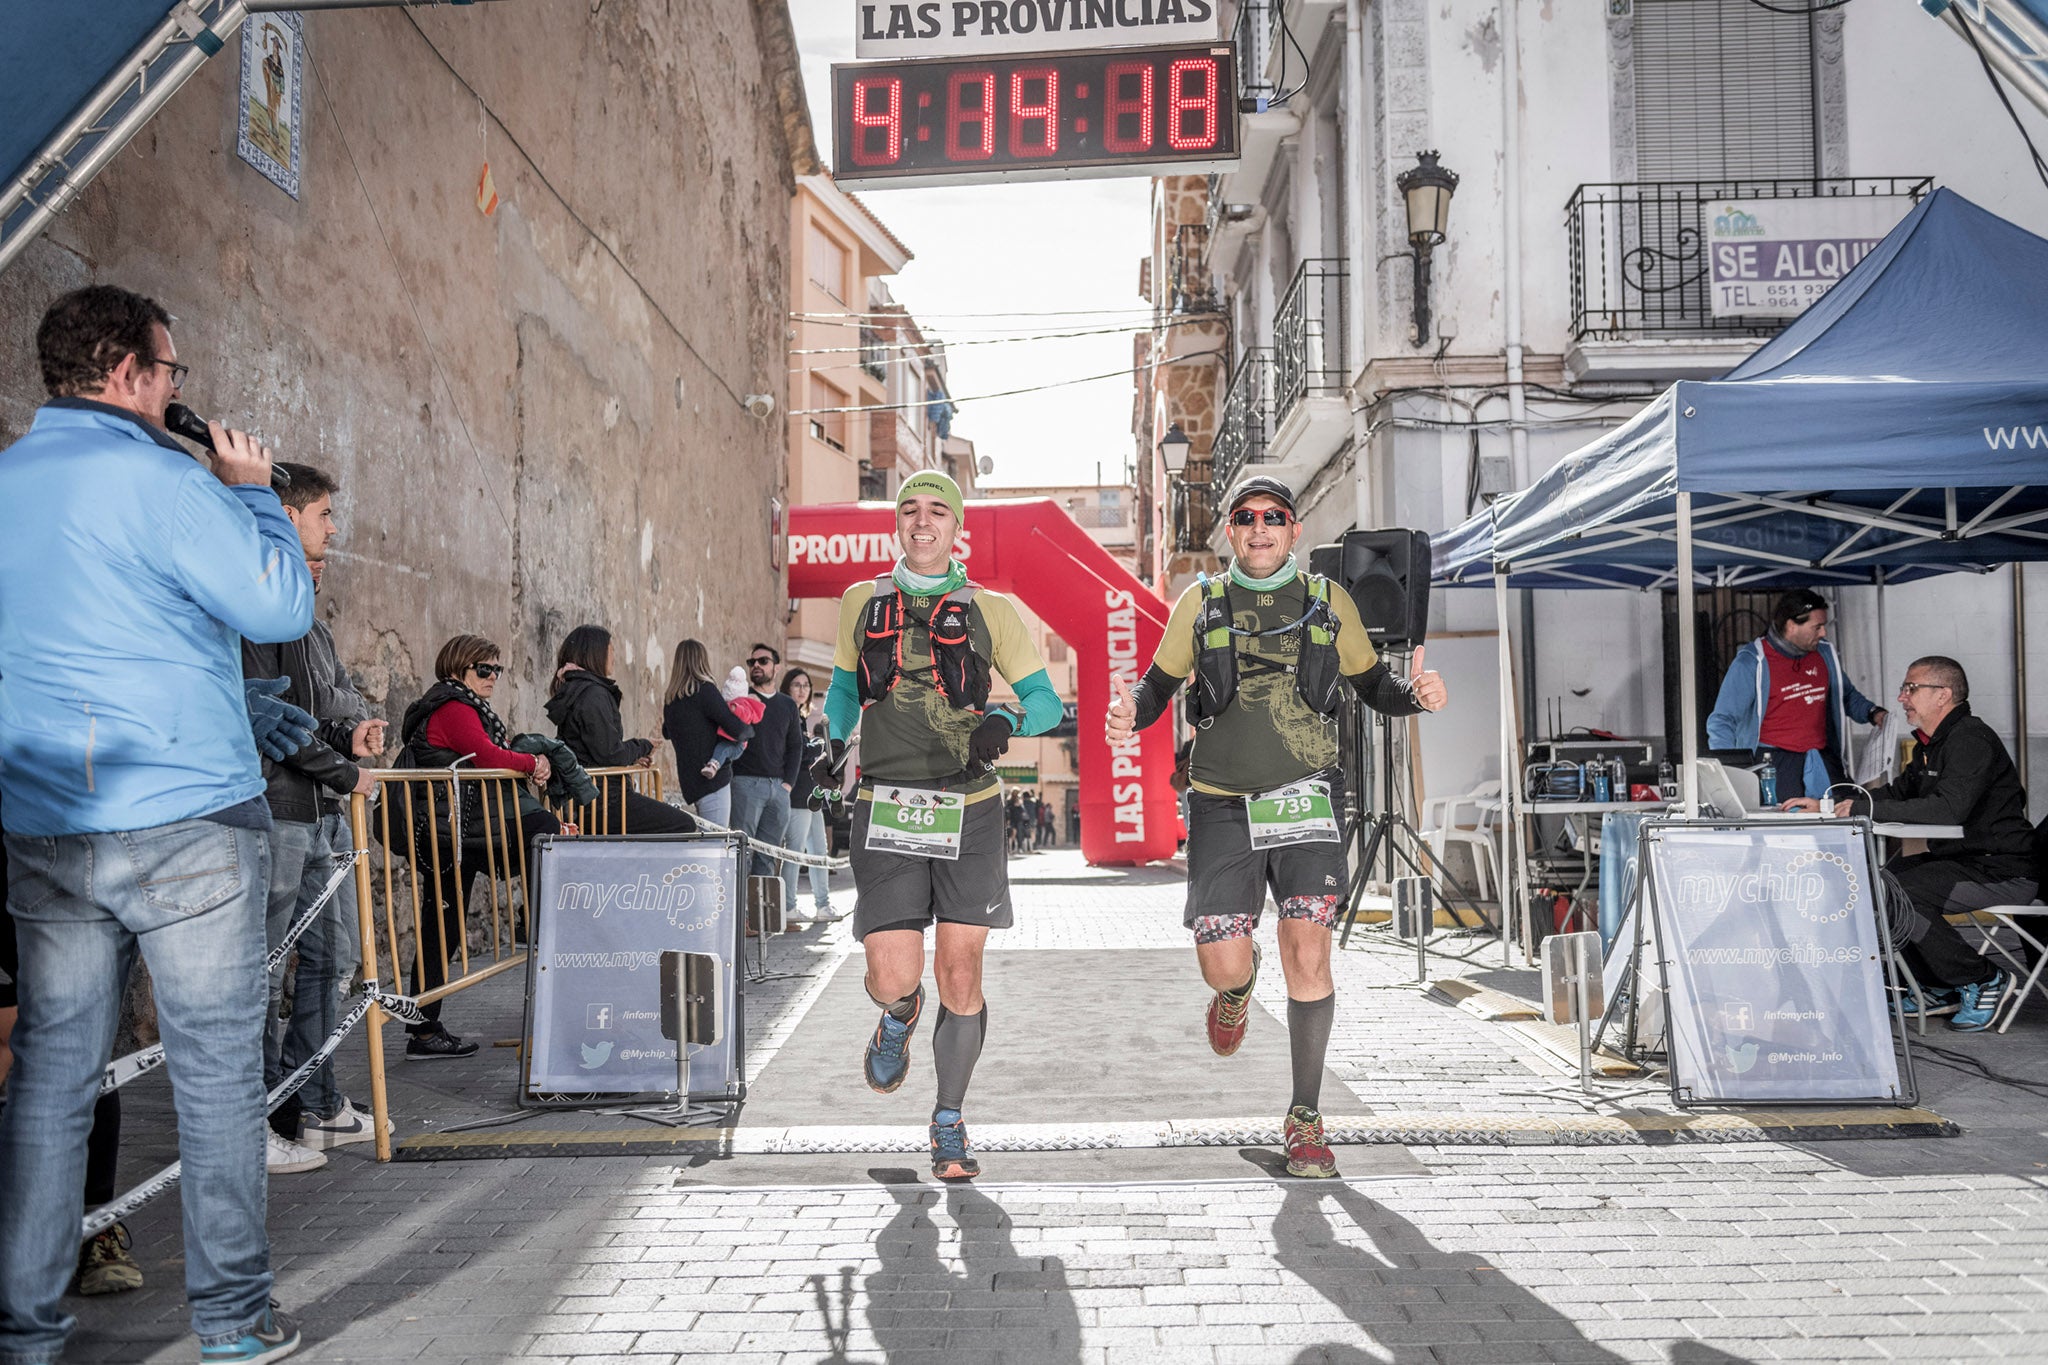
[264,1128,327,1174]
[862,986,923,1094]
[1949,970,2009,1032]
[73,1221,143,1296]
[405,1028,480,1060]
[1897,984,1961,1018]
[1283,1105,1339,1179]
[200,1304,300,1364]
[1204,944,1261,1057]
[300,1096,392,1149]
[929,1113,981,1181]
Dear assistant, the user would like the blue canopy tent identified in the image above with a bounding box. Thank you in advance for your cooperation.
[1428,188,2048,957]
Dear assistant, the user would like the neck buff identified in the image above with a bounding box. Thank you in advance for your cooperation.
[1229,554,1299,592]
[893,556,967,596]
[1767,629,1813,660]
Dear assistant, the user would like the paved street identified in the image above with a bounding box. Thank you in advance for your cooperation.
[75,850,2048,1364]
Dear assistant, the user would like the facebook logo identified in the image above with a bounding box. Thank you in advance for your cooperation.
[587,1003,614,1031]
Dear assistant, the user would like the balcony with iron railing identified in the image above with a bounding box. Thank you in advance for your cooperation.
[1271,258,1346,430]
[1565,177,1932,353]
[1209,346,1271,499]
[1171,476,1216,554]
[1170,222,1216,315]
[859,326,888,384]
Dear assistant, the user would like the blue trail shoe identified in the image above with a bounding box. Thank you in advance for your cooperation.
[863,985,923,1094]
[930,1110,981,1180]
[1949,970,2009,1032]
[1897,984,1960,1018]
[200,1305,300,1363]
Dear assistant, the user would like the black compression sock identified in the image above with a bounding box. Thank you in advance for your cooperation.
[932,1003,989,1112]
[867,981,922,1022]
[1287,993,1335,1113]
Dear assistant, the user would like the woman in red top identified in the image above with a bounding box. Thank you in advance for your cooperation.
[395,634,563,1060]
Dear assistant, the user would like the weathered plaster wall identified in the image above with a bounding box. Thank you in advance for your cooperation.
[0,2,796,768]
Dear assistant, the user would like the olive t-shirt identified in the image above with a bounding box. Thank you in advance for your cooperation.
[1150,574,1380,796]
[834,580,1045,785]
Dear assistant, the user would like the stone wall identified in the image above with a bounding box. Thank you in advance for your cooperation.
[0,2,803,775]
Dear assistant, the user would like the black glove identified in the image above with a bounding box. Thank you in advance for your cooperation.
[968,712,1015,768]
[808,752,843,805]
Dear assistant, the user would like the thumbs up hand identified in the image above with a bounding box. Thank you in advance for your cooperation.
[1409,645,1448,712]
[1106,671,1138,743]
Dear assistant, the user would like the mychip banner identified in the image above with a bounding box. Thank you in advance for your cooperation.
[1644,820,1905,1105]
[523,835,744,1104]
[1706,196,1913,318]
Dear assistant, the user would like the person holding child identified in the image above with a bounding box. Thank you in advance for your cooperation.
[663,639,754,828]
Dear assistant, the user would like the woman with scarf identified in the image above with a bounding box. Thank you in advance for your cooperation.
[545,624,695,835]
[394,634,563,1060]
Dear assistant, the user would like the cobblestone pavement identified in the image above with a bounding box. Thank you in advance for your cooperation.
[63,849,2048,1364]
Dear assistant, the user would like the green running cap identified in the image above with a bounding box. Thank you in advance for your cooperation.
[897,470,965,523]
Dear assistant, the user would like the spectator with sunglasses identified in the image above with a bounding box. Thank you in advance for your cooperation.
[728,643,806,879]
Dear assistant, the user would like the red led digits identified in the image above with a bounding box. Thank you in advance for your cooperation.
[849,75,903,166]
[947,70,995,160]
[1102,61,1154,153]
[1166,58,1218,151]
[1007,67,1059,158]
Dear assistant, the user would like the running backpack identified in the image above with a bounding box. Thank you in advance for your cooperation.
[856,576,993,712]
[1186,572,1344,723]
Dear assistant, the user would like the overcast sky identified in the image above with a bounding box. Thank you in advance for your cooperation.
[788,0,1153,490]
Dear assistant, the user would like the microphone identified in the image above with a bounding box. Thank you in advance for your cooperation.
[164,403,290,489]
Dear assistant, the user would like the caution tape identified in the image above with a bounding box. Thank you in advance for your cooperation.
[99,851,365,1097]
[689,812,851,871]
[81,979,422,1240]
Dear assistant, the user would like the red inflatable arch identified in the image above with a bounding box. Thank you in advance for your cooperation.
[787,499,1180,866]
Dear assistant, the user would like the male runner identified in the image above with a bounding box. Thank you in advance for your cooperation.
[1105,476,1447,1178]
[820,471,1062,1180]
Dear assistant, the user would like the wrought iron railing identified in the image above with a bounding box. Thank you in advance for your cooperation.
[1170,222,1216,314]
[859,326,888,382]
[1565,177,1932,342]
[1171,477,1216,553]
[1210,347,1270,497]
[1271,258,1347,427]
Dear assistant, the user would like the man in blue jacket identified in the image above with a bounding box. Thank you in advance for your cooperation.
[1705,588,1886,802]
[0,286,315,1365]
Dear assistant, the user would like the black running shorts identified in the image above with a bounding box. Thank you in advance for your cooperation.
[1182,783,1349,929]
[849,789,1012,940]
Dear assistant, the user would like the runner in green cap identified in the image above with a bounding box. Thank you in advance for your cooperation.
[1105,477,1448,1178]
[818,472,1063,1179]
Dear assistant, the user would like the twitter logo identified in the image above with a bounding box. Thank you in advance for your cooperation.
[579,1040,612,1070]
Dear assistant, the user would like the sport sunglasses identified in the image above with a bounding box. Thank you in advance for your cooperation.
[1229,507,1296,527]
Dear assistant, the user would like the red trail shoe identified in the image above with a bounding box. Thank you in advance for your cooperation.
[1204,944,1261,1057]
[1284,1105,1338,1179]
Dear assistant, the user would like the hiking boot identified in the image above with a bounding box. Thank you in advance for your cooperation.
[929,1113,981,1181]
[863,986,923,1094]
[265,1129,327,1174]
[300,1096,392,1150]
[1897,984,1961,1018]
[1205,944,1261,1057]
[74,1221,143,1296]
[1949,970,2009,1032]
[1284,1105,1338,1179]
[405,1027,480,1060]
[200,1304,300,1364]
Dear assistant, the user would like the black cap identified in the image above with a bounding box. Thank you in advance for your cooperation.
[1225,475,1296,514]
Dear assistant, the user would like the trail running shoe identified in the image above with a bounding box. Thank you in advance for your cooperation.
[929,1114,981,1180]
[1284,1105,1338,1179]
[1897,984,1961,1018]
[200,1304,300,1363]
[1949,970,2009,1032]
[74,1221,143,1296]
[863,985,923,1094]
[1205,944,1261,1057]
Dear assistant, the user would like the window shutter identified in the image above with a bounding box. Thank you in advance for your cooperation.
[1633,0,1817,181]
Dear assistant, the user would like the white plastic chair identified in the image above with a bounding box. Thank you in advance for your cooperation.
[1421,781,1503,902]
[1949,901,2048,1034]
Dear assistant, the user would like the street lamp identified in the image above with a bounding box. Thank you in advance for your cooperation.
[1159,423,1192,478]
[1395,150,1459,347]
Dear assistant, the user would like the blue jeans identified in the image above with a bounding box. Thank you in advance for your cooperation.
[729,775,791,879]
[263,819,319,1093]
[695,784,732,830]
[0,818,274,1361]
[279,811,354,1120]
[782,805,830,911]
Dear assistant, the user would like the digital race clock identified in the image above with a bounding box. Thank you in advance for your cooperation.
[830,43,1239,188]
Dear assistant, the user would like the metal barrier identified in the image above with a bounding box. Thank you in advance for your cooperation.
[552,763,665,835]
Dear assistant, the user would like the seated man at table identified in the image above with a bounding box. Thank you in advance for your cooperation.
[1785,655,2033,1031]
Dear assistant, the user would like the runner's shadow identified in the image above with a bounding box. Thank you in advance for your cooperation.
[1270,1180,1631,1365]
[852,1171,1082,1364]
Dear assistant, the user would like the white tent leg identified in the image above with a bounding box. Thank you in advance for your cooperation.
[1677,491,1700,817]
[1495,574,1528,965]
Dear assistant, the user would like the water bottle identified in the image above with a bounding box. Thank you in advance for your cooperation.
[1757,765,1778,808]
[1658,761,1677,799]
[1590,767,1611,803]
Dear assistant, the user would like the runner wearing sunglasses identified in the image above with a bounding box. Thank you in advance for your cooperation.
[1104,476,1448,1177]
[818,471,1062,1179]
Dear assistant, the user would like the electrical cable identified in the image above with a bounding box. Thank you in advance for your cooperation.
[791,350,1227,414]
[789,314,1214,358]
[1952,6,2048,192]
[792,305,1170,321]
[1744,0,1854,13]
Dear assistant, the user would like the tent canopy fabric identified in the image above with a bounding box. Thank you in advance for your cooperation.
[1437,189,2048,591]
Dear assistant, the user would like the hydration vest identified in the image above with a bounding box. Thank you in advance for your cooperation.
[856,576,993,712]
[1186,572,1345,723]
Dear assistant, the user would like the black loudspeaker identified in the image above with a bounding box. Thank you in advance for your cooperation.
[1308,529,1431,650]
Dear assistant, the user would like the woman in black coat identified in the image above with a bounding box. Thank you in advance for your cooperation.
[544,625,694,834]
[662,637,750,829]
